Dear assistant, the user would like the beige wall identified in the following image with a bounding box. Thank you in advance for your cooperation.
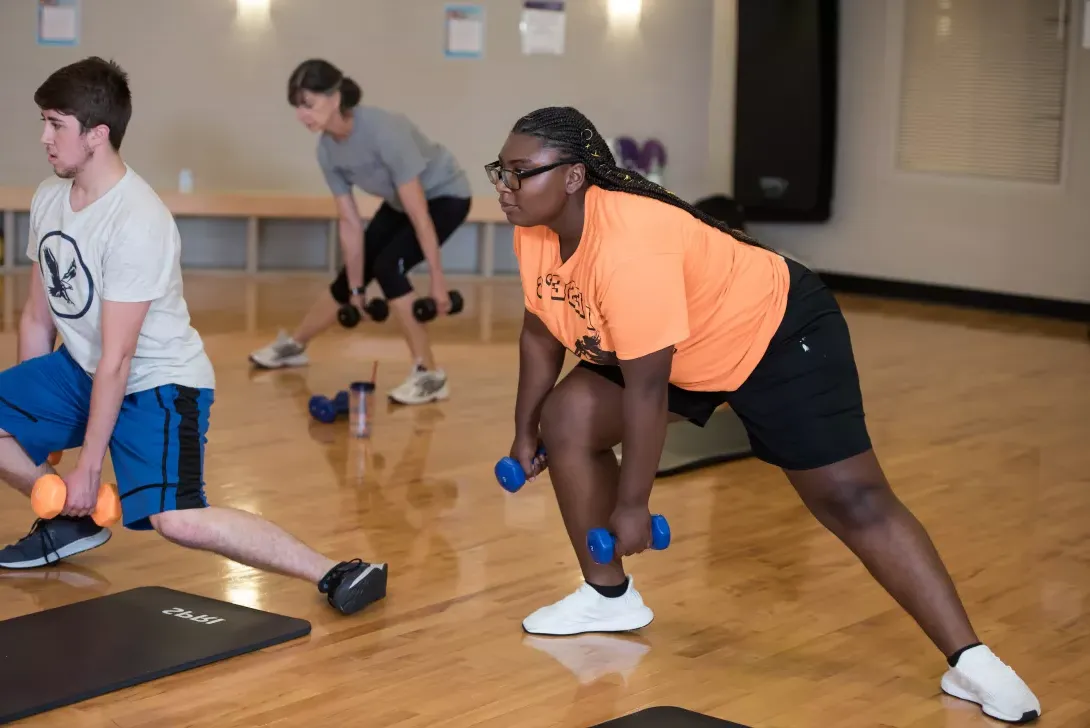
[752,0,1090,304]
[4,0,1085,303]
[0,0,718,203]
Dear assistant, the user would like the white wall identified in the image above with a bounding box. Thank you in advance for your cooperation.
[750,0,1090,304]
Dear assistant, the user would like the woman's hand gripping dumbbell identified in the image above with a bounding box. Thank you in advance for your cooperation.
[412,290,464,323]
[495,443,547,492]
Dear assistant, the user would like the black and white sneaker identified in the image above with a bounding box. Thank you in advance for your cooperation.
[318,559,389,615]
[0,517,112,569]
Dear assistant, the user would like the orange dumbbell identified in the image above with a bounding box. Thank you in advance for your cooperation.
[30,473,121,527]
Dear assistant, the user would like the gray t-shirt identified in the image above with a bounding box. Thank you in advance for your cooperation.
[27,167,216,394]
[317,105,471,211]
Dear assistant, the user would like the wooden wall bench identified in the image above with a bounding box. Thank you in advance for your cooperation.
[0,187,510,276]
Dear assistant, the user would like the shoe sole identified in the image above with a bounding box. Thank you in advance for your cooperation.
[522,609,655,637]
[387,388,450,405]
[334,563,389,615]
[0,529,112,569]
[940,672,1041,724]
[248,354,308,369]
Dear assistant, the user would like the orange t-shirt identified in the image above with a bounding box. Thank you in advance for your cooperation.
[513,186,790,392]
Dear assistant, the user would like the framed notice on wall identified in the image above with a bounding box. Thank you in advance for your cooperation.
[444,4,485,59]
[37,0,80,46]
[521,1,565,55]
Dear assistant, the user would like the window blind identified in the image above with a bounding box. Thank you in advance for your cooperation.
[897,0,1070,183]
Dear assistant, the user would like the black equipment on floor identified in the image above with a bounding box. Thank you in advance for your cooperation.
[593,706,753,727]
[0,586,311,723]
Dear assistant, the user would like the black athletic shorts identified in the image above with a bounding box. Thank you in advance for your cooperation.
[330,196,471,303]
[577,256,872,471]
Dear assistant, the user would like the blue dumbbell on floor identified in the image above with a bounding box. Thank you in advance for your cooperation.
[494,446,546,493]
[587,514,671,564]
[309,391,349,424]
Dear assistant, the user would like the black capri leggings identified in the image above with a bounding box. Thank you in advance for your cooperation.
[330,196,471,304]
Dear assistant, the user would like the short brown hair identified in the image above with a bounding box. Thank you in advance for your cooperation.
[34,56,132,151]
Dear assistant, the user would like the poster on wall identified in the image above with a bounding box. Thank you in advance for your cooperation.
[37,0,80,46]
[521,1,565,55]
[444,4,485,59]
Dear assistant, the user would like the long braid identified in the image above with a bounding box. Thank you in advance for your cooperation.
[512,106,765,247]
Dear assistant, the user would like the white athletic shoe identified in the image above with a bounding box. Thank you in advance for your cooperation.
[387,364,449,405]
[940,645,1041,723]
[522,577,654,636]
[249,330,308,369]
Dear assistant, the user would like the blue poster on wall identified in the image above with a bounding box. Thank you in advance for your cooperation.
[37,0,80,47]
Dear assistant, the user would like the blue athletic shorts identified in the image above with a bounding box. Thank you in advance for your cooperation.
[0,346,214,530]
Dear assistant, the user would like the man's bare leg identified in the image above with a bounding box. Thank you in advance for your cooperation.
[150,507,387,615]
[0,432,53,497]
[150,507,335,583]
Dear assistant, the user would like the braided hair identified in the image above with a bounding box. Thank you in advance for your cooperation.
[511,106,764,247]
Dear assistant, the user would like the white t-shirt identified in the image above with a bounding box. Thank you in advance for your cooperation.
[26,166,215,394]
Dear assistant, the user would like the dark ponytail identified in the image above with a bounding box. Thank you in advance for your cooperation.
[287,59,361,113]
[511,106,765,247]
[338,77,361,109]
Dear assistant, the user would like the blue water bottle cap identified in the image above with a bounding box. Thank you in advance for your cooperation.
[350,381,376,392]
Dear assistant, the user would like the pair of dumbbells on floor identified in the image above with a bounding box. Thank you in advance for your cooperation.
[309,390,349,423]
[493,447,671,564]
[337,290,465,329]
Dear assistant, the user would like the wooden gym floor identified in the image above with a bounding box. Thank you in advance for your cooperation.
[0,272,1087,728]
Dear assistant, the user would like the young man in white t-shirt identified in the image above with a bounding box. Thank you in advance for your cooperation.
[0,57,388,617]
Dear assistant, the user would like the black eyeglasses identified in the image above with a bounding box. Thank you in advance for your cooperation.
[485,160,575,191]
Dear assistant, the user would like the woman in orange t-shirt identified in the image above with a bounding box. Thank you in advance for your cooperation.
[487,106,1039,724]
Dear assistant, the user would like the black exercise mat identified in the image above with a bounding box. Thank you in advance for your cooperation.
[0,585,311,723]
[593,706,753,727]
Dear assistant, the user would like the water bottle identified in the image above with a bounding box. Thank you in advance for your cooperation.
[348,381,375,438]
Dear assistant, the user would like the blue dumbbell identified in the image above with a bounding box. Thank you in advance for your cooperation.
[587,514,671,564]
[494,446,546,493]
[309,391,349,423]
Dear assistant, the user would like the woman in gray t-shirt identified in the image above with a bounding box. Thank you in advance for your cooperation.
[250,59,472,406]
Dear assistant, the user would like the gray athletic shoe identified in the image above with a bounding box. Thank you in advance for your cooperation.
[387,365,449,405]
[249,330,309,369]
[0,517,112,569]
[318,559,389,615]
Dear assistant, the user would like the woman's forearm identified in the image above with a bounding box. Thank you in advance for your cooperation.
[409,210,443,273]
[515,315,566,438]
[613,347,675,509]
[338,218,364,290]
[616,382,669,508]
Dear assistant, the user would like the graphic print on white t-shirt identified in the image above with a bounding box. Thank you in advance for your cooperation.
[39,230,95,321]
